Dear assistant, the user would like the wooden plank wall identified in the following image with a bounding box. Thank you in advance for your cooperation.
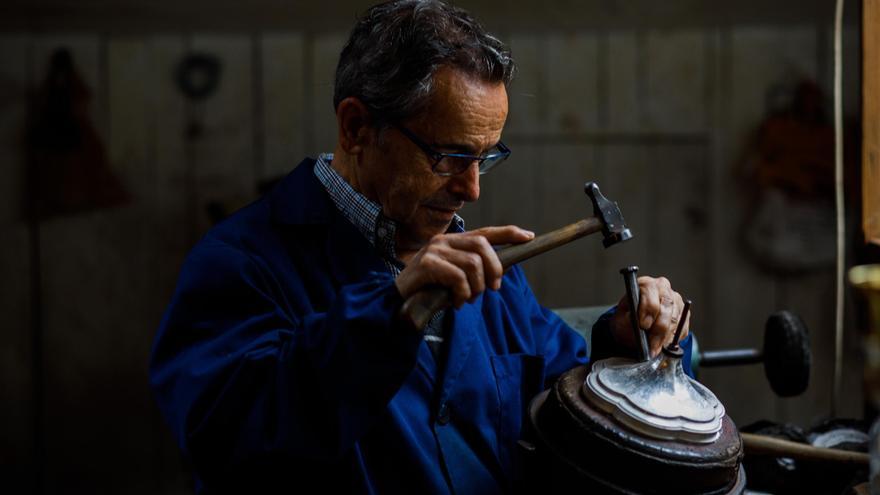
[866,0,880,245]
[0,34,35,494]
[0,24,862,492]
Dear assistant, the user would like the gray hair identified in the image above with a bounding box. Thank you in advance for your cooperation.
[333,0,515,128]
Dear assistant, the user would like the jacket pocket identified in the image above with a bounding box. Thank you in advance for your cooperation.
[490,353,546,446]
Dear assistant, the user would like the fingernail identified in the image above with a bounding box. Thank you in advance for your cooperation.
[525,230,535,238]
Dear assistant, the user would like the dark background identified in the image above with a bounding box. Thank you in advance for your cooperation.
[0,0,868,493]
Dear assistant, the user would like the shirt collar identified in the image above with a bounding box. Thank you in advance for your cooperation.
[314,153,466,263]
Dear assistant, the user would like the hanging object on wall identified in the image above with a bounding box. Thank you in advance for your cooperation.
[739,80,837,274]
[175,53,222,139]
[175,53,222,101]
[26,48,129,220]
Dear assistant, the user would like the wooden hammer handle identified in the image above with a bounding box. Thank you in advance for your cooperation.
[399,217,604,331]
[497,218,602,266]
[742,432,869,465]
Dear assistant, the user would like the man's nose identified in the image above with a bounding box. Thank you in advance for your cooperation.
[448,161,480,202]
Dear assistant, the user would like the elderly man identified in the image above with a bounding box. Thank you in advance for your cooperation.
[150,1,692,493]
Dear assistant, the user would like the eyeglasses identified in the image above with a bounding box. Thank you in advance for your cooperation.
[394,124,511,177]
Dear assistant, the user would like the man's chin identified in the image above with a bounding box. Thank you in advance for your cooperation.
[423,206,458,227]
[398,220,453,250]
[417,223,452,241]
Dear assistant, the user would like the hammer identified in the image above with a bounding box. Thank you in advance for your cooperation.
[399,182,632,331]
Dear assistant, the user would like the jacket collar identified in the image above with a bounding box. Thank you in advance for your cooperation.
[268,158,387,286]
[268,158,333,226]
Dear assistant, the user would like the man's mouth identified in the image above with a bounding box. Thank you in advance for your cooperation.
[422,205,460,225]
[427,206,458,213]
[424,202,463,214]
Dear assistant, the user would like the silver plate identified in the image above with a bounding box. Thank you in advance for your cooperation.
[583,354,725,444]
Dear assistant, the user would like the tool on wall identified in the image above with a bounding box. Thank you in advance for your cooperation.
[173,51,226,237]
[26,48,129,219]
[175,52,222,139]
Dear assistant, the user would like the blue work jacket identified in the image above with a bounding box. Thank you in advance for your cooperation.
[149,158,692,494]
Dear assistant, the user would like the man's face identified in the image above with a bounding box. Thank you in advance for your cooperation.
[360,67,509,252]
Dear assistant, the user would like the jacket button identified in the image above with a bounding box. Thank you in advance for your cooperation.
[437,403,451,425]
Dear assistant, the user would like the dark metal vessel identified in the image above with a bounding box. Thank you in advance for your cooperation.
[523,364,745,494]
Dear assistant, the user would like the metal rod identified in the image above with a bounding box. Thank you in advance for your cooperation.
[700,349,763,367]
[671,299,691,348]
[620,266,649,361]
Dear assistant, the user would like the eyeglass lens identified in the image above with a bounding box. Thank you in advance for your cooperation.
[434,151,506,176]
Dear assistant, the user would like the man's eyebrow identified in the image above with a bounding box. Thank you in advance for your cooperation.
[433,140,501,154]
[433,142,477,153]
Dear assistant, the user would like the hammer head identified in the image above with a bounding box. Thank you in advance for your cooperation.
[584,182,633,248]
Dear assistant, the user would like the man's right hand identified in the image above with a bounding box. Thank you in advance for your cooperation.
[395,225,535,308]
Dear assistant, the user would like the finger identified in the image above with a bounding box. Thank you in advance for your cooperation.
[650,289,677,342]
[647,297,675,356]
[438,247,486,301]
[469,225,535,245]
[446,235,503,290]
[648,333,664,357]
[422,255,473,308]
[637,277,663,330]
[647,288,688,356]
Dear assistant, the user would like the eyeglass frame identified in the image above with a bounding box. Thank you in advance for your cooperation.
[393,124,511,177]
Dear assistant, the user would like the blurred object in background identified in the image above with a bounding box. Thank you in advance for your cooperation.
[757,81,833,197]
[741,418,869,494]
[848,264,880,493]
[850,265,880,409]
[175,52,222,139]
[26,47,128,220]
[739,79,837,274]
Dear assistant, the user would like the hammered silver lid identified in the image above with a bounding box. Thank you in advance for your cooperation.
[583,352,725,444]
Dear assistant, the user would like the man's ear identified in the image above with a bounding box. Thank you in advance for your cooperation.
[335,97,374,155]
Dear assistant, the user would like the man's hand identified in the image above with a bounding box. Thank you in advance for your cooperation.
[395,226,535,308]
[609,276,690,357]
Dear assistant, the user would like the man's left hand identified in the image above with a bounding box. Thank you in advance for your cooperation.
[609,276,689,357]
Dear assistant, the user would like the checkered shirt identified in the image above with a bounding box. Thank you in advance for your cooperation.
[314,153,465,353]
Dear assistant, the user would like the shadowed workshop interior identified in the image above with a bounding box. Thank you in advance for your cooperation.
[0,0,876,493]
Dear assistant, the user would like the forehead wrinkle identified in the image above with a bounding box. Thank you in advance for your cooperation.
[416,68,507,154]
